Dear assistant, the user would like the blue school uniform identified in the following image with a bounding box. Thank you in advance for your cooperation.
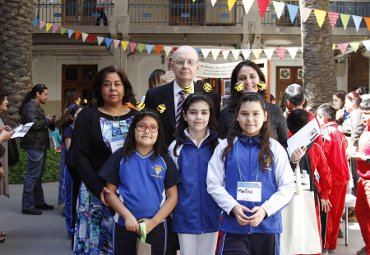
[169,130,221,234]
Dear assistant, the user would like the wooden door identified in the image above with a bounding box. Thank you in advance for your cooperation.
[170,0,205,25]
[348,52,369,92]
[275,66,303,105]
[62,0,96,25]
[62,65,97,108]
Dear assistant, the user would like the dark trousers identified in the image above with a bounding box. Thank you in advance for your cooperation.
[165,216,179,255]
[114,222,167,255]
[219,233,275,255]
[96,10,108,26]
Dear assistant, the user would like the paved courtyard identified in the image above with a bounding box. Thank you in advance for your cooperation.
[0,182,365,255]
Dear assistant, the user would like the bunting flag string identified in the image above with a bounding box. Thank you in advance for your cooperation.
[32,18,370,61]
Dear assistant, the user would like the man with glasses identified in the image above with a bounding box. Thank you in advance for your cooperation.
[145,45,220,147]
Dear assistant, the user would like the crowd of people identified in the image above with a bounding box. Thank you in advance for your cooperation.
[0,45,369,255]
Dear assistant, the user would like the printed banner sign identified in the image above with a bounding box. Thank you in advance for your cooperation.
[197,61,240,78]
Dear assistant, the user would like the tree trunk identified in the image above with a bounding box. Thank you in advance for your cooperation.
[300,0,337,109]
[0,0,34,124]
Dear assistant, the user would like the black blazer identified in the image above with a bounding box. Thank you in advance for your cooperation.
[145,81,221,146]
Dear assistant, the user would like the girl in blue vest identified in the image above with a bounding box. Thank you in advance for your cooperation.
[169,93,221,255]
[207,93,295,255]
[98,110,178,255]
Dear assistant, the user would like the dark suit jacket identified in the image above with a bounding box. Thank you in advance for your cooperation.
[145,81,221,146]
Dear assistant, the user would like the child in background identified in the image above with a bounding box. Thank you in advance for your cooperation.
[59,103,82,238]
[207,93,295,255]
[98,110,178,255]
[350,98,370,255]
[286,109,332,253]
[316,104,349,254]
[169,94,221,255]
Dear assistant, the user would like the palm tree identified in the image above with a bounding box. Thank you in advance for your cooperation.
[300,0,336,108]
[0,0,34,124]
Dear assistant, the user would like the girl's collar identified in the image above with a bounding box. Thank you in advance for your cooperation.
[238,133,262,144]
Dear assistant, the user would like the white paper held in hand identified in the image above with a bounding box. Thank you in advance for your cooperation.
[11,122,34,139]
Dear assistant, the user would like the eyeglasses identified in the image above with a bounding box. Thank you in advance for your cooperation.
[173,59,198,67]
[135,123,159,133]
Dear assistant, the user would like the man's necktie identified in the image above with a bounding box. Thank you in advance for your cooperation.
[175,90,186,127]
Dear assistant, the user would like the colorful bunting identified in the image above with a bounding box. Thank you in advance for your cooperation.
[75,31,82,40]
[97,36,104,46]
[340,14,350,30]
[314,9,326,28]
[363,40,370,51]
[210,0,217,7]
[154,45,163,55]
[222,49,230,60]
[352,15,362,31]
[129,42,137,52]
[273,1,285,20]
[365,17,370,31]
[231,49,240,60]
[257,0,270,17]
[113,39,120,49]
[39,20,45,30]
[242,0,254,15]
[52,25,59,33]
[46,23,53,32]
[228,0,237,11]
[300,6,312,23]
[33,18,39,27]
[121,41,129,51]
[67,29,74,38]
[264,49,274,60]
[81,33,89,42]
[211,49,220,60]
[328,12,339,29]
[337,43,349,54]
[242,49,251,59]
[146,44,154,54]
[287,47,299,59]
[252,49,263,59]
[349,42,360,52]
[201,49,211,59]
[89,34,96,43]
[275,48,286,60]
[164,46,172,56]
[105,38,112,48]
[287,4,299,23]
[60,27,67,35]
[137,43,146,53]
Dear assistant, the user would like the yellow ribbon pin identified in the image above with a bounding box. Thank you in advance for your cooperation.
[203,82,212,92]
[183,85,193,94]
[234,82,244,92]
[136,101,145,111]
[257,82,266,91]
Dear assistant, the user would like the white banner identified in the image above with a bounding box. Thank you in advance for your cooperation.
[197,61,240,78]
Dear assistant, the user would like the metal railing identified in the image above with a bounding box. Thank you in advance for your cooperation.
[34,1,114,26]
[128,1,244,26]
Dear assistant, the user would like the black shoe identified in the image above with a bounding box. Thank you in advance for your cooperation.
[22,208,42,215]
[338,229,344,238]
[35,203,54,210]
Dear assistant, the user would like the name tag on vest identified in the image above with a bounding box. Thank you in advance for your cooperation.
[237,182,262,202]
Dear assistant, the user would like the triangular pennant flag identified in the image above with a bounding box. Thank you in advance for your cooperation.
[349,42,360,52]
[81,33,89,42]
[113,39,120,49]
[211,49,220,60]
[105,38,112,49]
[39,20,45,30]
[337,43,349,54]
[257,0,270,17]
[33,18,39,27]
[154,45,163,55]
[137,43,146,53]
[201,49,210,59]
[362,40,370,51]
[328,12,339,29]
[121,41,129,51]
[231,49,240,60]
[242,0,254,14]
[287,47,299,59]
[146,44,154,54]
[52,25,59,33]
[97,36,104,46]
[273,1,285,20]
[210,0,217,7]
[129,42,137,52]
[228,0,237,11]
[222,49,230,60]
[75,31,82,40]
[352,15,362,32]
[275,48,286,60]
[264,49,274,59]
[314,9,326,28]
[300,6,312,23]
[164,46,172,56]
[340,14,350,30]
[365,17,370,31]
[89,34,96,43]
[252,49,263,59]
[242,49,251,59]
[67,29,74,38]
[287,4,299,23]
[46,23,53,32]
[60,27,67,35]
[332,44,336,50]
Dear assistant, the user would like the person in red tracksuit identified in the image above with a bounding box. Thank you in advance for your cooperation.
[350,98,370,255]
[316,104,350,254]
[286,109,332,255]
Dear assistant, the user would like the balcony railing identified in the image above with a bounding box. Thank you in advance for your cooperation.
[128,1,244,26]
[262,1,370,28]
[34,1,114,26]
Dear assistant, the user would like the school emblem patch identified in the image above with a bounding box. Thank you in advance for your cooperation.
[151,164,164,178]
